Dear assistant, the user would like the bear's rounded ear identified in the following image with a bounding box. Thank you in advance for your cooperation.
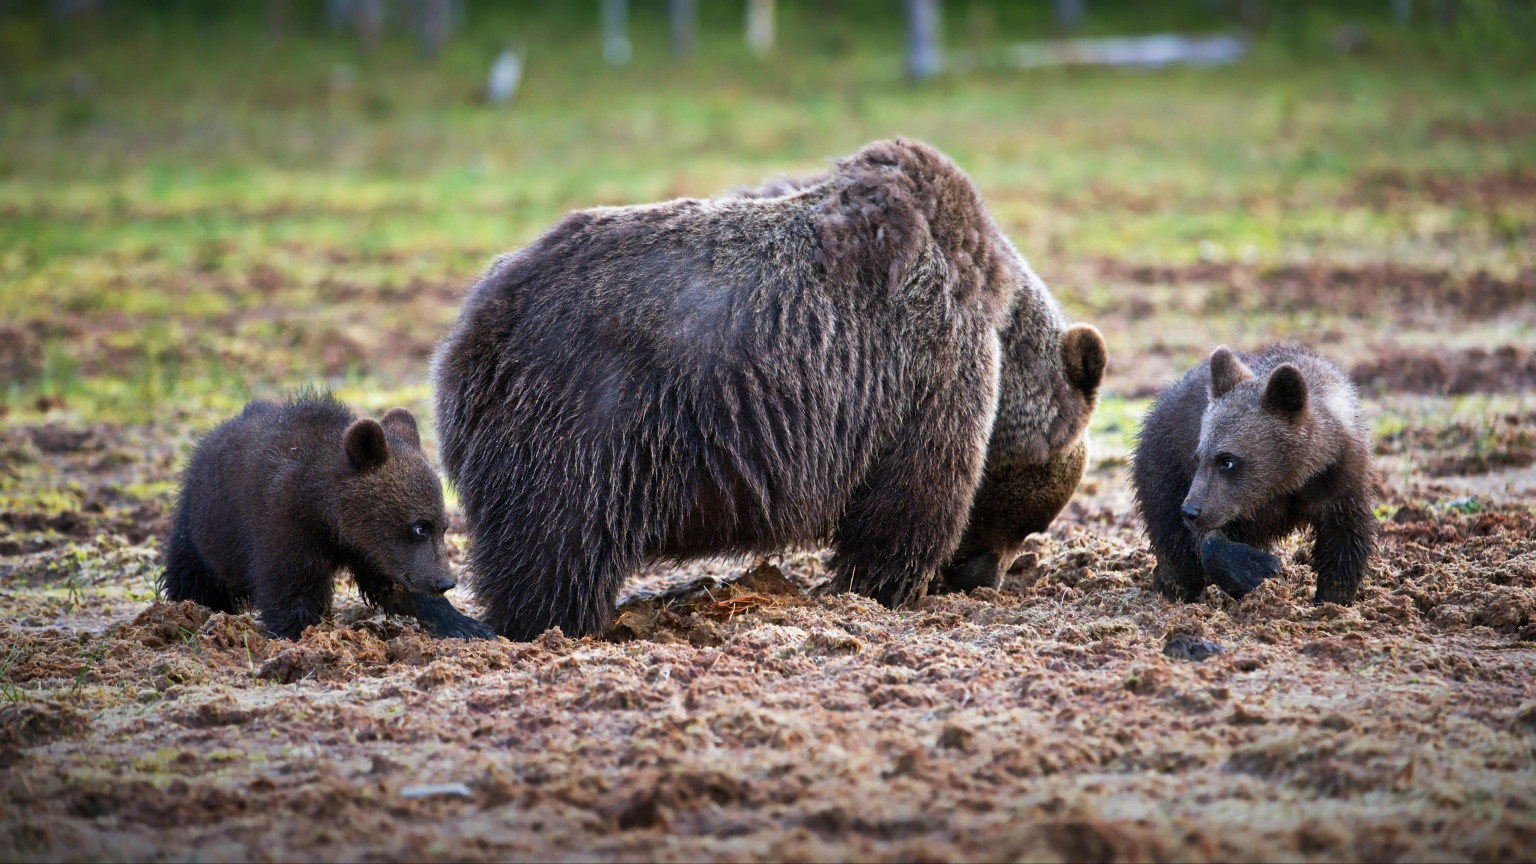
[343,419,389,471]
[1262,364,1309,418]
[1208,346,1253,400]
[1061,324,1106,399]
[379,408,421,450]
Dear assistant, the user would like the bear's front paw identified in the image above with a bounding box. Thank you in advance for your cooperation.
[1199,532,1281,600]
[940,552,1001,593]
[427,613,496,640]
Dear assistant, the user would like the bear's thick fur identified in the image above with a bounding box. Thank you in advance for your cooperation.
[161,392,492,640]
[939,307,1104,591]
[1132,344,1376,605]
[434,139,1103,640]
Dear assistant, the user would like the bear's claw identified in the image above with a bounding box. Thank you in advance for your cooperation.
[428,615,496,640]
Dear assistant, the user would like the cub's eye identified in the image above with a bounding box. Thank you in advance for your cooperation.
[410,522,432,542]
[1216,455,1238,473]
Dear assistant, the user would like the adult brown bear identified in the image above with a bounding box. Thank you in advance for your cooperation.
[434,139,1104,640]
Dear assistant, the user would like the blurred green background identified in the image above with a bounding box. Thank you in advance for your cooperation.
[1,0,1533,422]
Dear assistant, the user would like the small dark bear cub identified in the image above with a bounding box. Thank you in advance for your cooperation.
[161,392,493,640]
[1132,345,1376,605]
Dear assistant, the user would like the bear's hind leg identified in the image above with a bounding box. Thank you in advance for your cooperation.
[251,561,333,640]
[160,514,236,613]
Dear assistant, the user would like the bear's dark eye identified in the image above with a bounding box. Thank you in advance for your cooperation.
[410,522,432,542]
[1216,454,1238,473]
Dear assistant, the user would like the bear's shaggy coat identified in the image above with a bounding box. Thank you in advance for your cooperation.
[1132,345,1376,605]
[161,393,492,640]
[434,139,1102,640]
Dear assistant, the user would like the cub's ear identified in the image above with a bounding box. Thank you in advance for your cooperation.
[379,408,421,450]
[1061,324,1106,400]
[1262,363,1309,418]
[343,419,389,471]
[1208,346,1253,400]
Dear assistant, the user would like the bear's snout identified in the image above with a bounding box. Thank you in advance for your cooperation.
[1180,500,1202,524]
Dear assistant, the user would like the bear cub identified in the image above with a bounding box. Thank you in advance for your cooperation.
[161,392,492,640]
[1132,345,1376,605]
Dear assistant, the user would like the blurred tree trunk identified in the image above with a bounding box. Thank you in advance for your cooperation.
[417,0,451,59]
[267,0,292,42]
[326,0,351,31]
[1055,0,1085,32]
[1392,0,1413,25]
[746,0,774,57]
[905,0,942,81]
[1434,0,1457,28]
[1239,0,1264,28]
[670,0,696,58]
[603,0,631,65]
[354,0,383,53]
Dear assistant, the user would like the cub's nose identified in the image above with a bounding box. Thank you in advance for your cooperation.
[433,574,456,593]
[1180,502,1202,521]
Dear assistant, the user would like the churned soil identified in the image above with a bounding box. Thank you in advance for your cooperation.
[4,220,1536,860]
[1052,258,1536,400]
[3,387,1535,861]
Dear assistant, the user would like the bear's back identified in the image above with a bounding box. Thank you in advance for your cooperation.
[181,395,354,567]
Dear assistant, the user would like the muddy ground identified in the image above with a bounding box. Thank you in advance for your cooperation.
[3,244,1535,861]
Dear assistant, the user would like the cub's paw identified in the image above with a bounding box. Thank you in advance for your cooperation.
[1152,563,1206,603]
[1199,532,1281,600]
[426,613,496,641]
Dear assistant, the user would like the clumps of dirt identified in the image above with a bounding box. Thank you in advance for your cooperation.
[1005,529,1148,594]
[2,510,94,538]
[0,324,46,391]
[121,601,211,649]
[194,613,271,670]
[610,768,755,831]
[256,626,391,684]
[4,413,1536,861]
[1429,113,1536,144]
[1163,633,1224,662]
[25,425,105,455]
[1382,512,1536,635]
[1,500,169,556]
[174,694,262,729]
[254,614,525,685]
[1224,727,1417,797]
[1091,259,1536,322]
[607,560,808,645]
[1375,411,1536,476]
[1347,167,1536,209]
[7,255,463,407]
[0,421,176,562]
[995,812,1174,864]
[1352,346,1536,397]
[0,701,88,751]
